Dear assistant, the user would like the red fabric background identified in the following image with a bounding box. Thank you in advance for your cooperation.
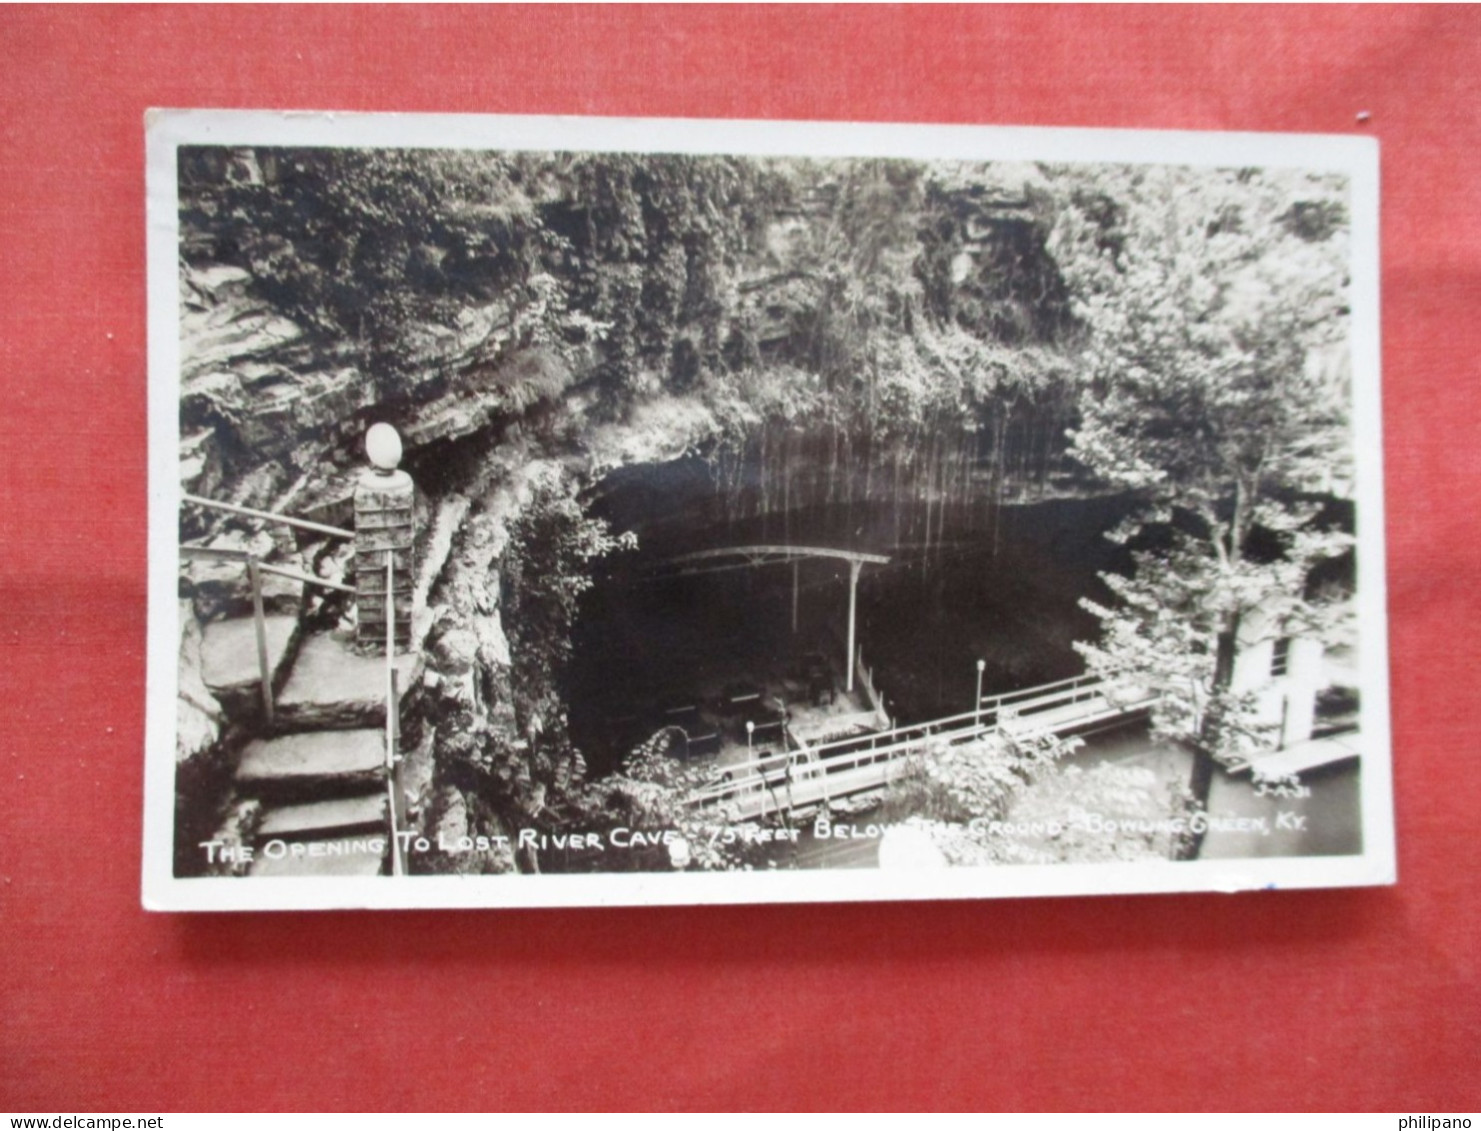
[1,4,1477,1112]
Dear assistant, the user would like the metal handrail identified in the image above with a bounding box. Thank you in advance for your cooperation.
[180,545,356,595]
[245,558,273,724]
[788,705,987,764]
[258,562,355,594]
[689,672,1159,812]
[384,556,404,877]
[690,721,994,808]
[979,672,1103,711]
[183,492,354,540]
[184,490,406,877]
[182,552,356,727]
[181,491,358,725]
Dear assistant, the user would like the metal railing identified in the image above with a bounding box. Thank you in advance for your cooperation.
[688,706,993,812]
[181,496,355,725]
[182,492,354,541]
[982,674,1156,738]
[383,557,404,877]
[979,672,1103,711]
[688,673,1159,816]
[181,492,405,877]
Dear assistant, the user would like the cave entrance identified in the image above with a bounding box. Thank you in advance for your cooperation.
[568,543,894,780]
[565,453,1141,777]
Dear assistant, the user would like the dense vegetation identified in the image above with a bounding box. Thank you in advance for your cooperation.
[182,148,1083,499]
[181,145,1354,865]
[1053,163,1354,806]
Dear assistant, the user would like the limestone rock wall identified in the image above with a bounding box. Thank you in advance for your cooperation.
[178,261,571,531]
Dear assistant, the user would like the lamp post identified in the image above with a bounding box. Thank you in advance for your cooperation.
[974,659,986,729]
[845,559,862,693]
[746,719,755,761]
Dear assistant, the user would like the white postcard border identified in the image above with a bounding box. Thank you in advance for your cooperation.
[143,109,1391,912]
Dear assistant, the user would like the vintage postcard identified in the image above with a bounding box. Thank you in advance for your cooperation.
[143,110,1391,910]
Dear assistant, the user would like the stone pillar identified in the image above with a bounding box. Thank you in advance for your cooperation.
[355,424,414,653]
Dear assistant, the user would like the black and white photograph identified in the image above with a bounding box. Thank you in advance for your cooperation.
[144,112,1391,910]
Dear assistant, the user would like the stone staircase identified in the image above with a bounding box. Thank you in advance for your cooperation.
[200,614,424,877]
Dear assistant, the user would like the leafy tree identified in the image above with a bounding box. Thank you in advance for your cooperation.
[566,731,767,871]
[898,757,1196,867]
[1050,164,1355,803]
[501,466,636,753]
[882,728,1081,857]
[180,147,545,375]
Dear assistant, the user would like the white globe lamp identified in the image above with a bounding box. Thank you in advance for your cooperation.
[365,423,403,473]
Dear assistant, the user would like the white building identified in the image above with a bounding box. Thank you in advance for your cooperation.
[1229,600,1326,752]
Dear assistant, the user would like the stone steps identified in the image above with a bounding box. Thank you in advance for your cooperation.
[256,792,388,841]
[185,542,305,621]
[197,586,420,879]
[236,728,387,800]
[273,627,424,731]
[200,613,300,715]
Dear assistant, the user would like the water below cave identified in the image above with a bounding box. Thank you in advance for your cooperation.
[562,454,1362,865]
[567,454,1139,772]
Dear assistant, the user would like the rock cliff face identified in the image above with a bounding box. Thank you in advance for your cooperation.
[409,419,711,871]
[172,241,1078,873]
[173,254,647,873]
[177,262,582,525]
[176,599,224,764]
[169,152,1087,873]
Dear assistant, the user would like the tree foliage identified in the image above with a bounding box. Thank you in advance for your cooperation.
[181,146,1084,445]
[181,147,542,371]
[565,731,767,871]
[894,763,1197,867]
[885,730,1078,828]
[1051,163,1355,761]
[501,466,636,750]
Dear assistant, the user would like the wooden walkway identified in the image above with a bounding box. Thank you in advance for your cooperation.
[689,674,1159,821]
